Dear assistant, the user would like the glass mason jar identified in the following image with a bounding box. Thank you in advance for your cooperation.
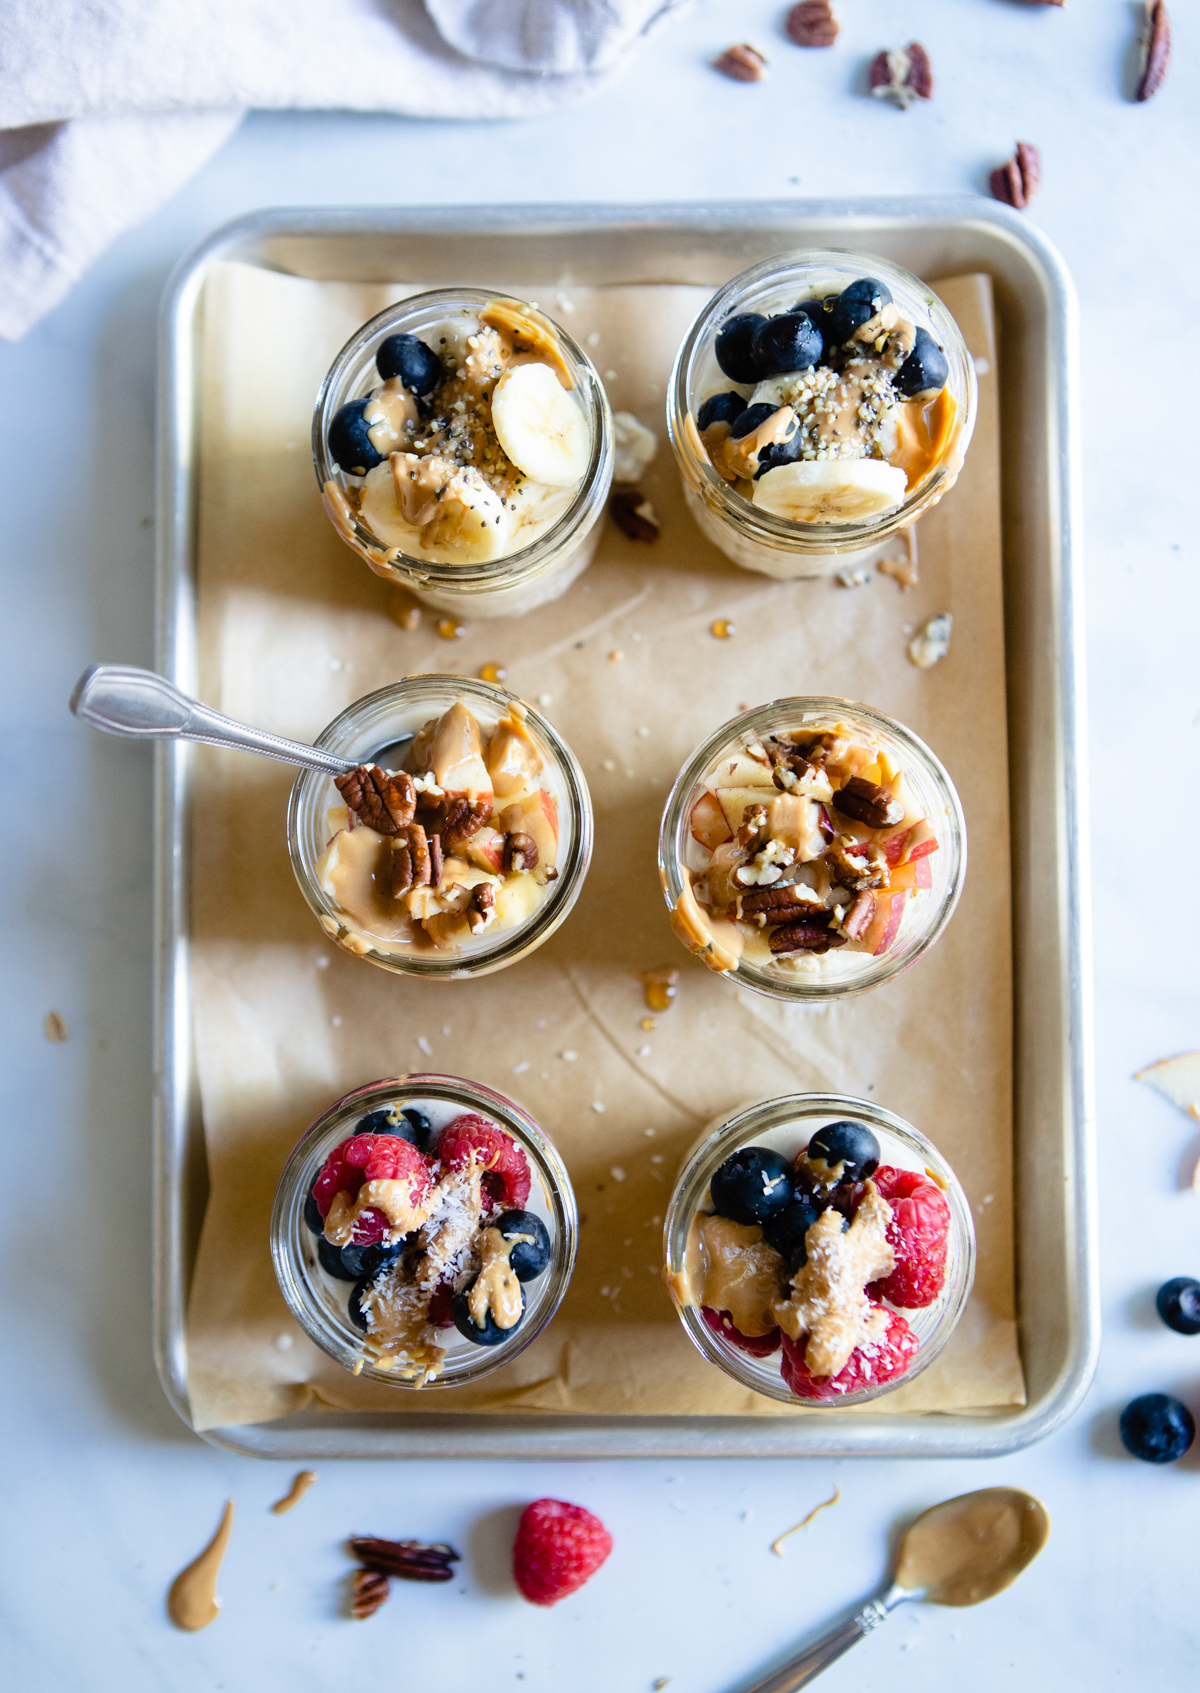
[288,676,593,978]
[272,1074,578,1389]
[658,696,966,1003]
[313,287,613,618]
[667,250,977,579]
[663,1093,975,1408]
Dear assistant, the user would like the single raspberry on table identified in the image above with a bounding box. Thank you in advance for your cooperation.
[702,1306,781,1357]
[867,1164,951,1308]
[513,1499,613,1606]
[780,1308,919,1400]
[438,1114,531,1210]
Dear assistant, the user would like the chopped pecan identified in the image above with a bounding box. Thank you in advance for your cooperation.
[390,836,413,895]
[780,730,846,768]
[428,832,443,889]
[348,1537,461,1583]
[504,830,539,873]
[769,915,847,955]
[832,777,905,831]
[869,43,932,108]
[351,1568,390,1620]
[714,43,768,81]
[739,884,826,918]
[1136,0,1171,101]
[736,803,770,846]
[786,0,838,47]
[468,883,496,934]
[828,835,889,891]
[989,142,1040,210]
[610,490,661,542]
[841,890,877,940]
[334,764,416,835]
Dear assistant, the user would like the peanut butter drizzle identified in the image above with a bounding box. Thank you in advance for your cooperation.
[772,1184,895,1377]
[480,300,574,389]
[890,388,957,489]
[640,968,679,1012]
[167,1501,234,1632]
[894,1488,1050,1606]
[270,1470,317,1515]
[467,1226,524,1331]
[695,1214,786,1336]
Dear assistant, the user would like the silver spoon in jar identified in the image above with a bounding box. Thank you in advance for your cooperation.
[69,664,414,773]
[745,1487,1050,1691]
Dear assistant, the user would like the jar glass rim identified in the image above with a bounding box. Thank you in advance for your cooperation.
[288,676,593,977]
[312,287,613,592]
[663,1091,976,1408]
[658,695,967,1002]
[667,249,978,552]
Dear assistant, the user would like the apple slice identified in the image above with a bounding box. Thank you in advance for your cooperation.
[493,872,544,929]
[716,786,777,835]
[888,856,933,893]
[465,826,507,874]
[426,701,493,799]
[486,712,544,799]
[1136,1053,1200,1121]
[691,791,732,849]
[862,889,907,955]
[767,794,824,862]
[498,787,559,872]
[711,745,776,788]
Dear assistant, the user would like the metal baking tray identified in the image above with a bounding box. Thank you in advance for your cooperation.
[154,198,1095,1458]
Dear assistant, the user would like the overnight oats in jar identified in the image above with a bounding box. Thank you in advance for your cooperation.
[289,676,592,978]
[663,1095,974,1406]
[314,289,613,617]
[668,250,977,578]
[658,697,965,1002]
[272,1076,577,1387]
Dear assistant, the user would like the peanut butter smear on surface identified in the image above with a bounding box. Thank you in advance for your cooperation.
[167,1501,234,1631]
[894,1488,1050,1606]
[270,1471,317,1515]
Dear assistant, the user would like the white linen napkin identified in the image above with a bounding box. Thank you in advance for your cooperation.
[0,0,688,340]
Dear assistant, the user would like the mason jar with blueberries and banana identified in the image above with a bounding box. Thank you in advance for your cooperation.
[667,250,978,578]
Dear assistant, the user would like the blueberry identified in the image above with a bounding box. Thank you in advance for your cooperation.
[303,1190,324,1236]
[328,399,383,476]
[494,1210,552,1281]
[729,402,777,440]
[755,431,804,479]
[317,1234,364,1282]
[348,1275,372,1333]
[710,1146,793,1225]
[1119,1392,1196,1464]
[804,1120,880,1183]
[1156,1277,1200,1336]
[894,326,950,402]
[715,312,767,384]
[823,278,893,348]
[400,1108,433,1152]
[751,312,822,377]
[697,391,748,432]
[358,1108,398,1135]
[359,1239,405,1280]
[452,1279,525,1345]
[763,1199,823,1269]
[375,333,443,395]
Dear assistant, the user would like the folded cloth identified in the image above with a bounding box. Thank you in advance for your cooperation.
[0,0,688,340]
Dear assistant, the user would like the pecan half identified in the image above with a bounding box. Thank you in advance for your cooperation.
[739,884,826,918]
[391,822,431,895]
[335,764,416,835]
[841,890,877,940]
[351,1568,390,1620]
[504,830,539,873]
[769,916,847,955]
[1136,0,1171,101]
[869,43,932,109]
[989,142,1040,210]
[421,794,492,847]
[468,882,496,934]
[714,43,768,82]
[428,831,443,889]
[832,777,905,830]
[348,1537,461,1582]
[828,835,889,891]
[787,1,838,48]
[610,490,661,542]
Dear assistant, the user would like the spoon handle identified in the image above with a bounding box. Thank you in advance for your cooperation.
[744,1595,897,1691]
[69,665,354,777]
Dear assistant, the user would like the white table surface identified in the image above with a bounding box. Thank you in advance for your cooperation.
[3,2,1198,1685]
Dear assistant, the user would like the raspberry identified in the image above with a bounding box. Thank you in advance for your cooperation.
[312,1138,363,1218]
[702,1307,781,1357]
[438,1114,531,1210]
[349,1208,391,1245]
[512,1499,613,1606]
[426,1279,456,1329]
[867,1164,951,1308]
[780,1308,919,1400]
[312,1134,430,1223]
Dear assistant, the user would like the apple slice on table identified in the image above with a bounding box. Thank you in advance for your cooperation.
[862,889,907,956]
[690,791,732,849]
[498,788,559,872]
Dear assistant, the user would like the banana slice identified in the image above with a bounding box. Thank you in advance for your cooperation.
[491,363,590,487]
[359,461,510,563]
[753,458,907,524]
[506,478,576,546]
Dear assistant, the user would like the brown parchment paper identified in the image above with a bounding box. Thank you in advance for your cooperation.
[183,258,1023,1431]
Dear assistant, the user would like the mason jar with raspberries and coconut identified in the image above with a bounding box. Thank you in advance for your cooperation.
[667,250,977,578]
[287,676,593,979]
[314,288,613,617]
[658,697,966,1003]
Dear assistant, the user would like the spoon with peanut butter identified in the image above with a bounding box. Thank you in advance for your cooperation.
[746,1487,1049,1691]
[70,664,413,774]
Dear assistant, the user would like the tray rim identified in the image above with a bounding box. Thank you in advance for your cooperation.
[153,195,1096,1459]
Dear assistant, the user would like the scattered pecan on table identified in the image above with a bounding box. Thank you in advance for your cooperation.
[348,1537,461,1582]
[989,142,1041,209]
[786,1,838,48]
[714,44,768,82]
[350,1569,390,1621]
[1135,0,1171,101]
[869,43,933,109]
[610,490,661,542]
